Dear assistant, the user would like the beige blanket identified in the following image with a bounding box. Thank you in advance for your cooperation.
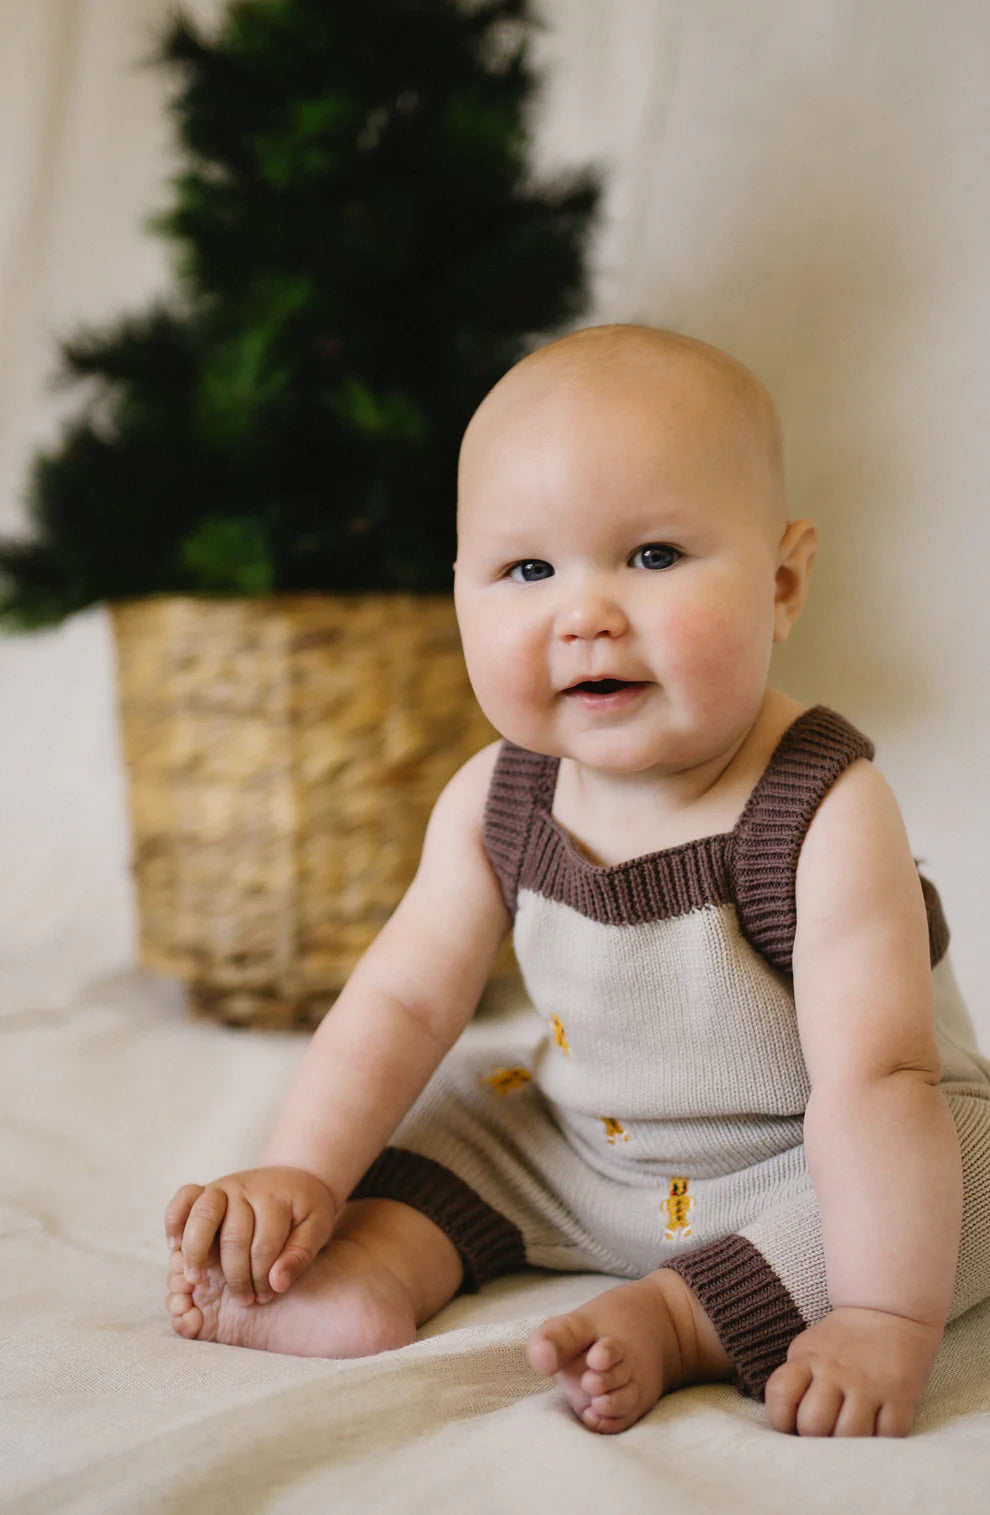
[3,969,989,1514]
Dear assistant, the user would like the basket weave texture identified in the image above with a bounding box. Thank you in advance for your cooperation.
[111,595,496,1028]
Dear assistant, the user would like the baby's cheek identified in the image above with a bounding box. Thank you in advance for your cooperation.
[463,619,543,733]
[662,600,771,713]
[661,602,742,678]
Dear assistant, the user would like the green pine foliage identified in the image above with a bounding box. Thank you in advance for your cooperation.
[0,0,599,629]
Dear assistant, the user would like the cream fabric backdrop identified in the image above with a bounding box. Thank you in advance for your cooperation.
[1,0,988,1032]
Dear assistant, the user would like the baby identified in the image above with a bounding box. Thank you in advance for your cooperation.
[165,324,990,1437]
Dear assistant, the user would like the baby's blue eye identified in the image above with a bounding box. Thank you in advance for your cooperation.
[632,543,681,571]
[508,560,554,583]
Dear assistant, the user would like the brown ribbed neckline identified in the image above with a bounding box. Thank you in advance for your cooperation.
[485,707,868,942]
[482,705,948,974]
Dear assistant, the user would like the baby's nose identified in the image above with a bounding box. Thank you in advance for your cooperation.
[556,584,629,640]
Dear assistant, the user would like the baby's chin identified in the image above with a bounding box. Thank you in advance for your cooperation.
[533,733,700,777]
[482,696,738,774]
[554,723,748,778]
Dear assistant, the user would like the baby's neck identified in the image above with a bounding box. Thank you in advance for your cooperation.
[552,688,805,866]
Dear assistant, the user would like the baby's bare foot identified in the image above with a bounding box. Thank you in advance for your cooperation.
[165,1237,417,1358]
[526,1268,731,1433]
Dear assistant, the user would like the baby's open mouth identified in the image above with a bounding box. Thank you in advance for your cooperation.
[565,678,648,695]
[570,678,629,693]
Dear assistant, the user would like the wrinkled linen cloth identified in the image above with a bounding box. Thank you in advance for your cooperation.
[2,968,989,1515]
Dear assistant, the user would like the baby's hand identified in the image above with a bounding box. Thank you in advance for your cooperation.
[764,1306,942,1437]
[164,1166,337,1306]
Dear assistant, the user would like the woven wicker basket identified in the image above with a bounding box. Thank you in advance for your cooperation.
[111,594,497,1028]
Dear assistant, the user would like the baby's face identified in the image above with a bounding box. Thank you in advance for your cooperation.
[454,333,801,776]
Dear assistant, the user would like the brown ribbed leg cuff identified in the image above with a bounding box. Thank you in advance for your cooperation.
[661,1234,807,1399]
[351,1147,527,1292]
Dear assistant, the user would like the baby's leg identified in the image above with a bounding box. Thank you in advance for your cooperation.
[528,1164,824,1434]
[166,1198,463,1357]
[527,1268,732,1433]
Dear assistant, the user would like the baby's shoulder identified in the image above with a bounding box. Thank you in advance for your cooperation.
[431,740,502,823]
[800,755,906,866]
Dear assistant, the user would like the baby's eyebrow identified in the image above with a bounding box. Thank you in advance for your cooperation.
[465,526,539,552]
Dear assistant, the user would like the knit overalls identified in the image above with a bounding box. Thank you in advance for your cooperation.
[355,707,990,1397]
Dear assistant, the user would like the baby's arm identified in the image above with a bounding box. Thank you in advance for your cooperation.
[165,741,511,1304]
[764,760,962,1436]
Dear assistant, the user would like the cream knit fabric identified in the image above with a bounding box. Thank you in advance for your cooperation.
[356,707,990,1396]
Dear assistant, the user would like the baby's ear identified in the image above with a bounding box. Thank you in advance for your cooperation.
[773,520,818,643]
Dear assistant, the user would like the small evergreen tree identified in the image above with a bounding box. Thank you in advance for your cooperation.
[0,0,599,629]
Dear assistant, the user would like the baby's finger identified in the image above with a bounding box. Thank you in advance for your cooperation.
[833,1392,881,1438]
[180,1185,230,1278]
[269,1209,334,1293]
[764,1359,812,1435]
[874,1397,915,1438]
[218,1192,259,1304]
[165,1184,204,1249]
[795,1378,844,1438]
[248,1207,292,1304]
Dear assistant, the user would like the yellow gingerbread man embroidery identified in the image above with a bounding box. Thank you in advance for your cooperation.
[660,1176,694,1240]
[601,1117,629,1146]
[481,1066,532,1095]
[549,1014,570,1056]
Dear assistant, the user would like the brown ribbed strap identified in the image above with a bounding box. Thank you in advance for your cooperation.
[483,710,950,961]
[661,1235,806,1399]
[482,742,557,917]
[921,874,951,966]
[730,707,875,975]
[351,1148,527,1291]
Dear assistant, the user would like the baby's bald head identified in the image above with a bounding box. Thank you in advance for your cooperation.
[458,324,787,541]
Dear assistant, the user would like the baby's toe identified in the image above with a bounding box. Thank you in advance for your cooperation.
[168,1251,191,1292]
[581,1354,631,1398]
[526,1313,595,1376]
[590,1381,640,1421]
[585,1335,623,1373]
[582,1405,639,1434]
[167,1289,205,1338]
[165,1254,224,1342]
